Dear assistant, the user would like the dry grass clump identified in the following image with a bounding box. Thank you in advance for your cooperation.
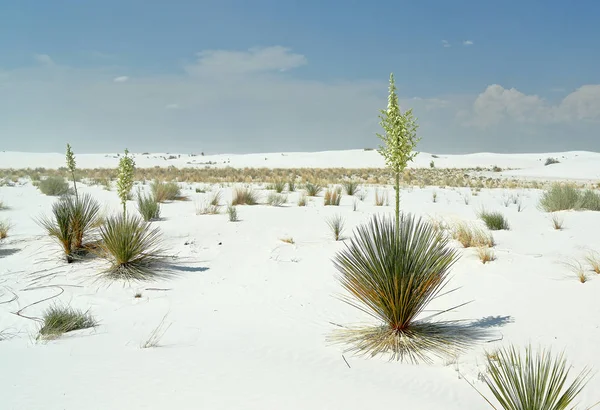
[151,180,182,202]
[141,314,171,349]
[452,221,495,248]
[331,214,481,363]
[476,246,496,264]
[297,193,308,207]
[551,213,564,230]
[584,250,600,274]
[562,258,589,283]
[280,237,295,244]
[324,186,342,206]
[476,344,593,410]
[38,305,97,339]
[0,219,10,239]
[374,188,388,206]
[196,191,222,214]
[231,187,259,205]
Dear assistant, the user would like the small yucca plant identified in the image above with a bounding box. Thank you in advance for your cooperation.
[98,213,165,280]
[227,204,238,222]
[332,214,471,363]
[343,180,360,196]
[305,181,323,197]
[479,210,510,230]
[478,345,593,410]
[136,190,161,221]
[38,304,97,339]
[326,214,345,241]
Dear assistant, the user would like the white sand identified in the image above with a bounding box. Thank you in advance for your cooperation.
[1,150,600,409]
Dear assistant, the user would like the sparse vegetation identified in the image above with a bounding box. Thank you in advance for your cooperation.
[585,250,600,274]
[374,188,387,206]
[324,187,342,206]
[136,190,161,221]
[297,193,308,207]
[288,178,296,192]
[305,181,323,197]
[39,176,70,196]
[478,210,510,230]
[227,204,238,222]
[269,180,286,193]
[331,214,474,363]
[326,214,345,241]
[267,192,287,206]
[0,219,10,239]
[231,187,259,205]
[342,180,360,196]
[38,305,96,339]
[117,149,136,214]
[563,258,589,283]
[476,246,496,264]
[478,345,592,410]
[98,213,165,280]
[551,213,564,230]
[0,199,6,210]
[280,237,295,244]
[452,221,495,248]
[141,314,171,348]
[432,191,438,203]
[539,183,600,212]
[196,191,222,214]
[545,157,560,166]
[151,180,181,203]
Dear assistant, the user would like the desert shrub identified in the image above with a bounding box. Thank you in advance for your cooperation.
[332,214,474,363]
[342,180,360,196]
[324,187,342,206]
[267,192,287,206]
[136,190,161,221]
[479,345,592,410]
[288,178,296,192]
[196,191,222,214]
[578,189,600,211]
[0,219,10,239]
[270,180,286,193]
[38,194,101,262]
[297,193,308,207]
[305,181,323,197]
[231,187,259,205]
[39,176,70,196]
[38,305,96,338]
[227,205,238,222]
[374,188,387,206]
[479,210,510,230]
[326,214,345,241]
[476,246,496,264]
[98,213,165,280]
[452,221,495,248]
[151,180,181,202]
[545,157,560,166]
[551,213,564,230]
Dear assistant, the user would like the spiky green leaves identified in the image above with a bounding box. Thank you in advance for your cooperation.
[332,213,475,363]
[117,149,136,214]
[481,345,592,410]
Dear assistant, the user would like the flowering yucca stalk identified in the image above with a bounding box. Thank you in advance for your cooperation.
[66,143,78,199]
[117,149,135,215]
[377,73,420,230]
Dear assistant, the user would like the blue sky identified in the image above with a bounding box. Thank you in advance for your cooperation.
[1,0,599,154]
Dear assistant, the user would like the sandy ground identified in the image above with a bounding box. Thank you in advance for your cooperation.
[1,151,600,409]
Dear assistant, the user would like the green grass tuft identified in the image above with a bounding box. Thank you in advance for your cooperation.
[136,190,161,221]
[342,180,360,196]
[305,181,323,197]
[326,214,345,241]
[479,210,510,230]
[231,187,259,205]
[539,183,600,212]
[38,305,97,338]
[151,180,181,202]
[267,192,287,206]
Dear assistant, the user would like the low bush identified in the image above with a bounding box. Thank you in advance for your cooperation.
[39,176,70,196]
[136,190,161,221]
[539,183,600,212]
[231,187,259,205]
[544,157,560,165]
[151,180,181,202]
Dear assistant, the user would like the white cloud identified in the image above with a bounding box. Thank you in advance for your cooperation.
[33,54,54,66]
[113,76,129,83]
[442,40,451,48]
[165,103,180,110]
[465,84,600,127]
[184,46,307,76]
[463,40,474,46]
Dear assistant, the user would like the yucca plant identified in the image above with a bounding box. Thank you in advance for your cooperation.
[38,194,100,262]
[117,149,135,214]
[305,181,323,197]
[332,214,470,363]
[327,214,345,241]
[98,213,165,280]
[271,180,286,193]
[343,180,360,196]
[38,304,96,339]
[478,345,594,410]
[136,190,161,221]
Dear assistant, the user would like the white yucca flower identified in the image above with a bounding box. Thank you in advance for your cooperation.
[117,149,136,215]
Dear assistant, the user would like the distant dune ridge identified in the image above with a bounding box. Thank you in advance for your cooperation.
[1,149,599,180]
